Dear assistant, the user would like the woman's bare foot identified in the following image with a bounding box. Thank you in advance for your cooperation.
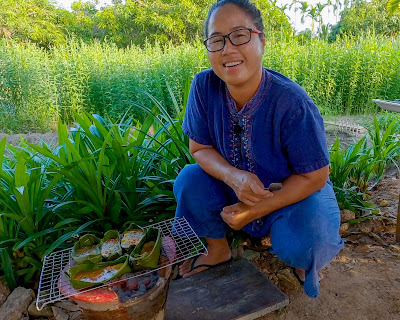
[179,238,231,277]
[295,268,324,282]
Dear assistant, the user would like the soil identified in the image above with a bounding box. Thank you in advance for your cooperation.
[1,115,399,320]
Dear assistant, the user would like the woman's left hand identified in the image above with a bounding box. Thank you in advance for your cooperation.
[220,202,254,230]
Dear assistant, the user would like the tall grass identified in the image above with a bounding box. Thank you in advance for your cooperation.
[1,34,399,132]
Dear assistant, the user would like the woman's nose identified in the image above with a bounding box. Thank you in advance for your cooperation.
[222,37,236,54]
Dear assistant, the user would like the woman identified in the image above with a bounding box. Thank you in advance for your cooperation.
[173,0,344,298]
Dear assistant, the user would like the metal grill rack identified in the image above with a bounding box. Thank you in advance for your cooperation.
[36,217,207,310]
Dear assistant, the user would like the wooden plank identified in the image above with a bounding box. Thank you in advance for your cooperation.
[165,258,288,320]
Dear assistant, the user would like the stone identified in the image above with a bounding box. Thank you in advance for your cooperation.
[242,249,260,261]
[339,223,349,235]
[384,226,397,233]
[354,244,372,253]
[276,268,301,290]
[340,209,355,223]
[54,301,80,312]
[379,199,389,207]
[0,287,35,320]
[237,245,245,258]
[52,306,69,320]
[69,310,84,320]
[389,244,400,252]
[28,301,53,318]
[0,280,10,307]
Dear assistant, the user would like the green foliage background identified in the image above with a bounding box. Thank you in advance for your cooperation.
[1,34,399,133]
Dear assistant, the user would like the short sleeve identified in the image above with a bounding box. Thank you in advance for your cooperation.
[182,74,213,146]
[281,100,330,174]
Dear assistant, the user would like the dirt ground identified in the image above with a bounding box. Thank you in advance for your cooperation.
[256,169,400,320]
[1,115,399,320]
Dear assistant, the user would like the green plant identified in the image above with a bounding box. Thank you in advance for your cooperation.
[368,116,400,180]
[329,137,375,215]
[0,138,93,289]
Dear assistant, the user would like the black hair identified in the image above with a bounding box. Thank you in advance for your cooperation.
[204,0,264,38]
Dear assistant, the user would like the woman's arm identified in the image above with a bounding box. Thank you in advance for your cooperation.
[221,165,330,230]
[189,139,272,206]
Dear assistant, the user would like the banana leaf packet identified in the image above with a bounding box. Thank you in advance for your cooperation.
[66,255,131,290]
[101,230,122,261]
[129,227,161,271]
[120,222,145,252]
[71,234,102,265]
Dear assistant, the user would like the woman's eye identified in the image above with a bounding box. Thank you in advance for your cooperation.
[233,32,247,39]
[209,38,223,44]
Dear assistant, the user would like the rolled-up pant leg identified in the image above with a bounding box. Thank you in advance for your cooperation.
[173,164,234,239]
[267,181,344,298]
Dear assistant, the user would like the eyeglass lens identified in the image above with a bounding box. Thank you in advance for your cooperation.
[205,29,251,52]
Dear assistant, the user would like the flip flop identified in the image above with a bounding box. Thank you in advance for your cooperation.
[190,255,233,272]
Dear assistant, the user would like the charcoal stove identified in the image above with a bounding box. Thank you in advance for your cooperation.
[36,217,207,320]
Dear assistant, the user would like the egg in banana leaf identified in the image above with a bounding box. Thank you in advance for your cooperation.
[66,255,131,290]
[129,227,161,271]
[71,234,102,264]
[120,222,145,252]
[101,230,122,261]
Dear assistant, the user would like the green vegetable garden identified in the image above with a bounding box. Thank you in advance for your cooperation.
[0,0,400,297]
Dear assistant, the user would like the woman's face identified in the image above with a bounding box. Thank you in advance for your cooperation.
[207,4,265,90]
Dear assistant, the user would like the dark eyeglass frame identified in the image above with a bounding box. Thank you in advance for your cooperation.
[203,28,263,52]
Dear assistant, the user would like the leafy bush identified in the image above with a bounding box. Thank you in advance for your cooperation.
[329,116,400,216]
[0,88,193,289]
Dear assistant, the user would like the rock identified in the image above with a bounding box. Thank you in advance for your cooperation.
[384,226,397,233]
[242,249,260,261]
[54,301,80,312]
[52,306,69,320]
[357,219,383,234]
[340,209,355,223]
[276,268,302,290]
[379,199,389,207]
[339,223,349,235]
[28,301,53,318]
[354,244,372,253]
[237,245,245,258]
[389,244,400,252]
[0,287,35,320]
[231,247,238,260]
[69,310,84,320]
[0,280,10,307]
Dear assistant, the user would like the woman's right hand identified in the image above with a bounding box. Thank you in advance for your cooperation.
[227,169,272,206]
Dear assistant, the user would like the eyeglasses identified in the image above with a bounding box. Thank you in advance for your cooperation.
[204,28,263,52]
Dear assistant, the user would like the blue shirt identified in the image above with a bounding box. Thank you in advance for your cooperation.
[182,68,330,187]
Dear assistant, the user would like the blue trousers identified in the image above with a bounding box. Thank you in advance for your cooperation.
[173,164,344,298]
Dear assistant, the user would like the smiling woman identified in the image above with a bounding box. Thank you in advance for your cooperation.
[173,0,344,299]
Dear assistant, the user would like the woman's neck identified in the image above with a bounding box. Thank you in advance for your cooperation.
[227,68,263,111]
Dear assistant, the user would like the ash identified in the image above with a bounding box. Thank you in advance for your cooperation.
[112,270,160,303]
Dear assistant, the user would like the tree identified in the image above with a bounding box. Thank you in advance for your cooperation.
[388,0,400,13]
[0,0,66,48]
[330,0,400,39]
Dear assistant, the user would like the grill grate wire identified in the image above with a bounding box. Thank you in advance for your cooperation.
[36,217,207,310]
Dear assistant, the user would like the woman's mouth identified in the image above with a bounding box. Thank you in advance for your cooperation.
[223,61,243,68]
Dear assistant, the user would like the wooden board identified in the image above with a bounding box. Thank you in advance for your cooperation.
[165,258,289,320]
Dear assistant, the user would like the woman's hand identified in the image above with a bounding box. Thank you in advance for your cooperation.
[228,170,272,206]
[220,202,254,230]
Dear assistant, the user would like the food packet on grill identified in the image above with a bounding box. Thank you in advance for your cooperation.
[71,234,102,264]
[120,223,145,252]
[129,227,161,271]
[66,255,131,290]
[101,230,122,261]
